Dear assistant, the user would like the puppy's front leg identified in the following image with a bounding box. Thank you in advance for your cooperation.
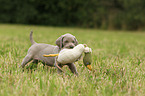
[68,63,78,76]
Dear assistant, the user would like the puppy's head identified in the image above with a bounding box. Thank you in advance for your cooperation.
[56,33,78,49]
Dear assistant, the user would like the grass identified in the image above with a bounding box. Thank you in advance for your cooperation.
[0,24,145,96]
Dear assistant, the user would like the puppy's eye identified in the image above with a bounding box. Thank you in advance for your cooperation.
[65,41,68,43]
[72,41,75,43]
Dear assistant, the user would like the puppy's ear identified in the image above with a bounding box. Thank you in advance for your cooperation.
[56,36,64,48]
[74,38,78,46]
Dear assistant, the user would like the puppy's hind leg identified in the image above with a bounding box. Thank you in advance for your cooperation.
[28,59,39,69]
[19,54,33,68]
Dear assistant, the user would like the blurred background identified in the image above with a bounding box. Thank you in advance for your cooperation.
[0,0,145,30]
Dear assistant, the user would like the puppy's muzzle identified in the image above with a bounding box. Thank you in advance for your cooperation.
[69,45,74,49]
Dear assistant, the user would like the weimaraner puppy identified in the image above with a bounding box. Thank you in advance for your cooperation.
[20,31,79,75]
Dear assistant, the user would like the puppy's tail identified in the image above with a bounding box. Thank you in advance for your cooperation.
[30,31,36,45]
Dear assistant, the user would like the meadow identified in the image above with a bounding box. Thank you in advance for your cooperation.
[0,24,145,96]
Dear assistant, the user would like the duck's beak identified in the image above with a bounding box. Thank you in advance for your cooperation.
[87,65,92,71]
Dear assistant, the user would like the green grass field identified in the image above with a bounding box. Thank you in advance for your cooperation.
[0,24,145,96]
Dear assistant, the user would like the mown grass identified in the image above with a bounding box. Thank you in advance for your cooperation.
[0,24,145,96]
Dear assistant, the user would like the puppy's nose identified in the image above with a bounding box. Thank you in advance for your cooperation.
[69,46,74,49]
